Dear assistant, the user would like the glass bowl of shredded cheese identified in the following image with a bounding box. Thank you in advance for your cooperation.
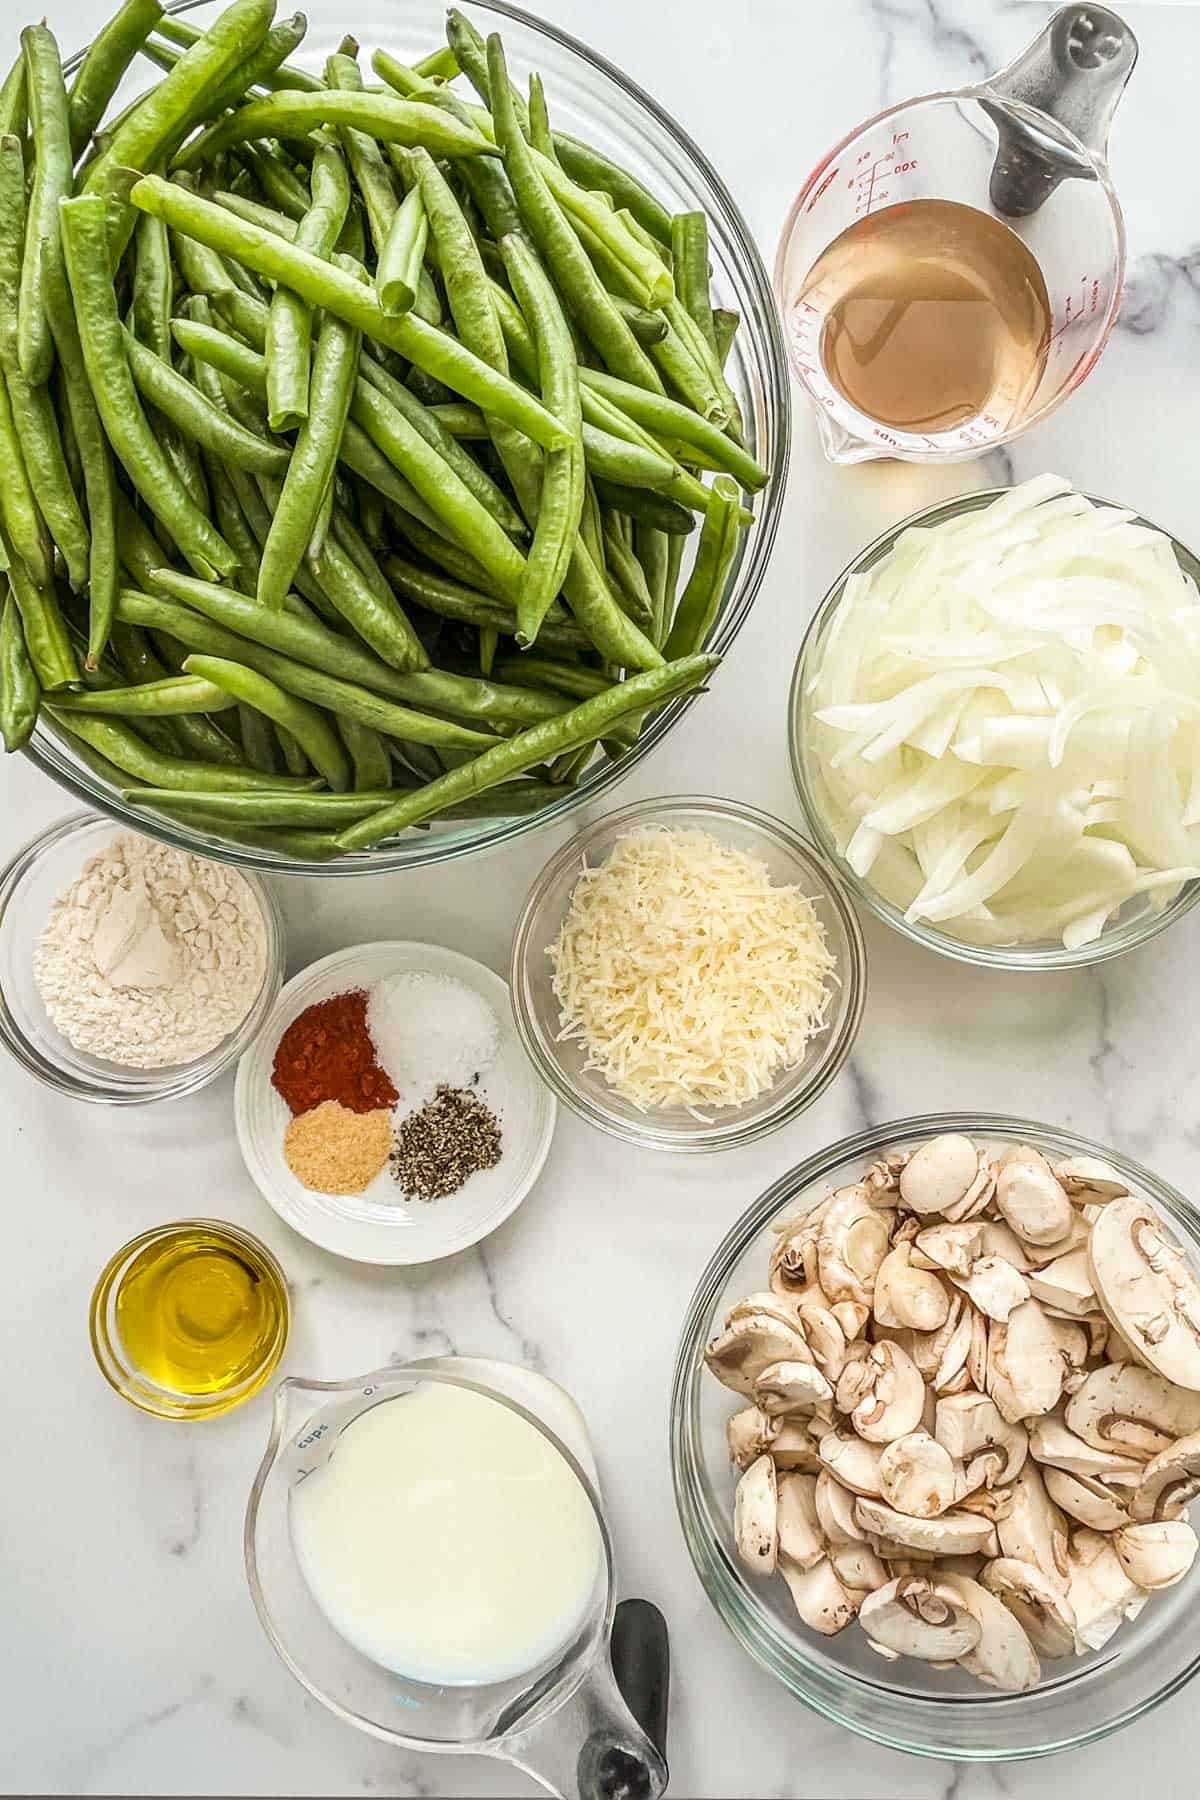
[509,797,866,1151]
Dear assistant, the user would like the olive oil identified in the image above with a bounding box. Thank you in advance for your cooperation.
[798,198,1052,437]
[91,1220,289,1417]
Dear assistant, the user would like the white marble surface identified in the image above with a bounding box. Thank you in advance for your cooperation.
[4,0,1200,1794]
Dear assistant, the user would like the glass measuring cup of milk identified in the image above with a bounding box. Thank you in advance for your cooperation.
[245,1357,667,1800]
[774,4,1137,463]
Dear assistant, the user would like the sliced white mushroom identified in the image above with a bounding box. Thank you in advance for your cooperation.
[1131,1429,1200,1522]
[726,1288,809,1336]
[873,1241,951,1332]
[955,1478,1015,1524]
[833,1300,871,1341]
[1025,1249,1098,1318]
[1027,1415,1144,1482]
[727,1406,779,1471]
[939,1573,1041,1691]
[935,1391,1028,1487]
[815,1428,884,1497]
[899,1134,981,1217]
[995,1148,1074,1248]
[1088,1197,1200,1391]
[776,1472,824,1572]
[839,1340,926,1444]
[977,1218,1035,1273]
[987,1301,1086,1423]
[778,1557,858,1635]
[933,1305,975,1394]
[878,1431,960,1519]
[816,1185,896,1310]
[796,1302,848,1382]
[1042,1467,1131,1531]
[952,1255,1030,1324]
[704,1312,810,1396]
[997,1463,1071,1585]
[980,1557,1076,1659]
[768,1213,823,1293]
[858,1575,982,1661]
[755,1358,834,1420]
[1064,1531,1147,1652]
[1113,1520,1198,1589]
[771,1417,824,1473]
[1065,1363,1200,1462]
[854,1498,998,1557]
[1019,1211,1092,1268]
[913,1221,984,1278]
[1054,1155,1129,1201]
[733,1453,778,1575]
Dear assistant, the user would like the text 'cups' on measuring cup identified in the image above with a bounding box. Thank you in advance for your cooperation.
[774,5,1137,464]
[244,1358,669,1800]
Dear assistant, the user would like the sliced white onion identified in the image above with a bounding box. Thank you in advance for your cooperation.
[805,477,1200,947]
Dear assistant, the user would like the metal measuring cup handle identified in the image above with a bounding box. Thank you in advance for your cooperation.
[981,4,1138,217]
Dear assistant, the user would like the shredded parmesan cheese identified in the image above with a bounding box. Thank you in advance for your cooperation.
[548,826,838,1117]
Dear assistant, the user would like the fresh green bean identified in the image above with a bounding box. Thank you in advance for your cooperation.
[121,578,573,732]
[45,707,322,791]
[530,148,672,309]
[670,211,718,356]
[122,786,397,825]
[487,36,661,393]
[0,134,24,372]
[712,308,739,368]
[51,674,236,716]
[184,652,354,790]
[302,504,426,670]
[239,142,312,218]
[663,476,741,659]
[375,177,426,315]
[0,54,28,144]
[202,449,261,586]
[500,231,582,645]
[106,620,242,769]
[0,378,52,583]
[130,175,571,451]
[259,311,361,610]
[581,423,674,490]
[382,553,585,665]
[577,369,767,490]
[445,7,519,119]
[613,297,668,348]
[67,0,164,159]
[429,402,487,439]
[130,213,172,358]
[59,195,237,578]
[335,651,717,846]
[1,587,39,750]
[635,522,670,646]
[337,714,391,791]
[601,511,655,632]
[1,534,77,689]
[358,352,525,537]
[84,0,276,201]
[325,50,400,254]
[119,583,496,745]
[3,365,90,592]
[274,724,310,775]
[124,794,344,856]
[594,479,695,535]
[155,10,323,92]
[175,88,496,172]
[122,326,290,477]
[550,135,671,244]
[492,657,613,701]
[266,138,350,431]
[18,26,72,387]
[234,703,278,771]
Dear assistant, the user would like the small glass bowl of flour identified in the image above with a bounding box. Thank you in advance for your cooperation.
[0,814,284,1103]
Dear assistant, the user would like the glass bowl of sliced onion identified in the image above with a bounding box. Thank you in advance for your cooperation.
[509,796,866,1152]
[789,478,1200,970]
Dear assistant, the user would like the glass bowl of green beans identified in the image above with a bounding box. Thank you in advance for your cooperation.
[13,0,789,874]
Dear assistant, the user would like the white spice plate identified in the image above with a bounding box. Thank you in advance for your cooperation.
[234,941,557,1265]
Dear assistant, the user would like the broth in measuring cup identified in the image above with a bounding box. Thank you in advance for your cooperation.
[798,198,1052,438]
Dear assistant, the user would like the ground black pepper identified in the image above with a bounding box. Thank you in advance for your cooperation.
[389,1085,503,1200]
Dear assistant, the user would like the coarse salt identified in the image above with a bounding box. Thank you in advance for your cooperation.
[367,971,499,1106]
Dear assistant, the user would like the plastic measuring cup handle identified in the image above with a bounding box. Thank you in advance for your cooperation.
[982,4,1138,216]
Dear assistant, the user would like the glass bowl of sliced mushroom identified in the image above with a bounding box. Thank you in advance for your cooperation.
[671,1114,1200,1760]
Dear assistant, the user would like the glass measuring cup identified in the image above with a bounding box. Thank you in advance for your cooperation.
[245,1357,668,1800]
[774,4,1137,463]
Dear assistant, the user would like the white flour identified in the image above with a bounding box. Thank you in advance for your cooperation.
[34,832,269,1068]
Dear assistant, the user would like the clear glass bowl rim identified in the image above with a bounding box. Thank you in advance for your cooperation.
[508,794,867,1152]
[35,0,791,879]
[788,488,1200,969]
[0,810,285,1103]
[670,1110,1200,1761]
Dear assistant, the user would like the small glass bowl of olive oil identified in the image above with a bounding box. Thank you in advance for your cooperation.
[90,1220,290,1419]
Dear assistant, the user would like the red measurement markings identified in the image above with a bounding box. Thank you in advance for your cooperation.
[848,130,916,215]
[1048,277,1106,350]
[805,163,840,213]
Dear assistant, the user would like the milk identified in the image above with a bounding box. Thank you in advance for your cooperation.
[289,1381,604,1686]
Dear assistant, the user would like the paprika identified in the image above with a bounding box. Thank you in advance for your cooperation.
[271,988,399,1116]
